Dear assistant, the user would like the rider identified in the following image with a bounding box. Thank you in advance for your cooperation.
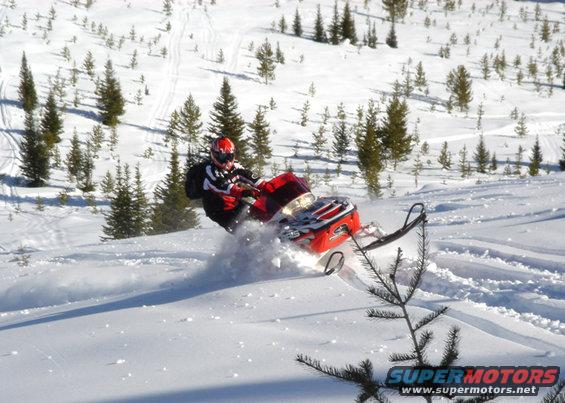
[202,136,265,232]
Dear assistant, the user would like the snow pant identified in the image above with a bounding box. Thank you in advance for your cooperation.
[207,203,247,233]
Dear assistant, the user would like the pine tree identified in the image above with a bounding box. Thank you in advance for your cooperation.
[353,104,365,149]
[540,16,551,42]
[383,0,407,22]
[357,100,383,197]
[101,170,115,197]
[208,78,249,164]
[297,221,463,403]
[97,59,125,126]
[256,38,276,84]
[514,145,524,175]
[503,158,512,175]
[328,1,341,45]
[514,113,528,137]
[20,112,50,187]
[412,152,423,186]
[102,163,137,240]
[166,110,181,143]
[473,134,490,173]
[402,70,413,98]
[83,51,95,77]
[278,15,287,33]
[39,90,63,149]
[162,0,172,16]
[216,49,225,63]
[490,152,498,172]
[382,97,411,168]
[340,1,357,44]
[79,142,95,192]
[438,141,451,169]
[414,61,427,90]
[528,136,543,176]
[177,94,202,147]
[367,22,378,49]
[459,145,470,178]
[300,100,310,126]
[130,49,138,69]
[332,103,349,163]
[132,164,149,236]
[248,106,272,174]
[447,65,473,112]
[386,22,397,48]
[480,53,490,80]
[18,52,38,113]
[312,125,327,158]
[476,101,484,130]
[66,130,82,181]
[292,9,303,37]
[313,4,327,43]
[150,142,199,234]
[275,42,285,64]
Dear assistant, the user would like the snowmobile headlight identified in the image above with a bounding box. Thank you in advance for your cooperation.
[281,193,315,217]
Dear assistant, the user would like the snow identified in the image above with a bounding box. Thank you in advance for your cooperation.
[0,0,564,401]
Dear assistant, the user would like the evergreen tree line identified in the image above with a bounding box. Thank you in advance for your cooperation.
[355,96,412,196]
[281,2,358,46]
[308,95,412,198]
[437,136,546,178]
[18,51,126,188]
[102,141,198,240]
[105,76,273,239]
[166,77,273,176]
[282,1,404,49]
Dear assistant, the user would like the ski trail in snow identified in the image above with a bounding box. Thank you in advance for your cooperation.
[425,117,565,147]
[195,6,219,63]
[0,65,20,207]
[332,237,564,349]
[142,0,190,191]
[336,261,564,353]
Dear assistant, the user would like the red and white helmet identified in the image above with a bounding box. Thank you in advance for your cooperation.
[210,136,236,170]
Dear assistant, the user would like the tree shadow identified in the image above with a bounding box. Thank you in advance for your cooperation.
[95,377,353,403]
[199,67,253,81]
[63,106,99,122]
[122,121,167,135]
[0,191,111,208]
[0,269,316,332]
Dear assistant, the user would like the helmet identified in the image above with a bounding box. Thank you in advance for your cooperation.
[210,136,236,170]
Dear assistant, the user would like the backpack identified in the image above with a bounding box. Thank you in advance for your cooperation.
[185,161,208,200]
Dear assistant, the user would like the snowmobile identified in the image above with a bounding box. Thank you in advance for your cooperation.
[244,172,427,275]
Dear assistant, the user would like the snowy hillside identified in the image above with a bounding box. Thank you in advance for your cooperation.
[0,0,564,401]
[1,174,564,402]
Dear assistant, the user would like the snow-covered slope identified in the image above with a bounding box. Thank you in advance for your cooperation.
[0,174,563,402]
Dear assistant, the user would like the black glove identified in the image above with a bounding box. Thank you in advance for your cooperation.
[242,189,260,199]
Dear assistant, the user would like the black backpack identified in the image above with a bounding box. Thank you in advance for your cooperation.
[185,161,208,200]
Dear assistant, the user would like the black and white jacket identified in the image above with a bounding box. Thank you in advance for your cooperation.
[202,160,264,214]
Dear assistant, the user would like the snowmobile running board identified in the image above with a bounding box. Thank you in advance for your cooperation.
[357,203,427,252]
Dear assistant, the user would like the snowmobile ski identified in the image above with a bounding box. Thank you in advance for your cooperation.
[323,251,345,275]
[357,203,427,252]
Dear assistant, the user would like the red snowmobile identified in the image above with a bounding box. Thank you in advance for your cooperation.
[245,172,427,275]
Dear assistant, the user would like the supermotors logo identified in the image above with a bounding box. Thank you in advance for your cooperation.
[386,366,560,397]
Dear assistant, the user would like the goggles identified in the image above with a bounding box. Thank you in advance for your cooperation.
[214,151,235,163]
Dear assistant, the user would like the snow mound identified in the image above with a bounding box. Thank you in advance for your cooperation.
[0,265,156,312]
[201,221,318,285]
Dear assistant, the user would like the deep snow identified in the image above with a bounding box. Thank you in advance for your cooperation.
[0,0,564,401]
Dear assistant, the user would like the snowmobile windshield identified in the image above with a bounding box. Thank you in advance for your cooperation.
[250,172,312,221]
